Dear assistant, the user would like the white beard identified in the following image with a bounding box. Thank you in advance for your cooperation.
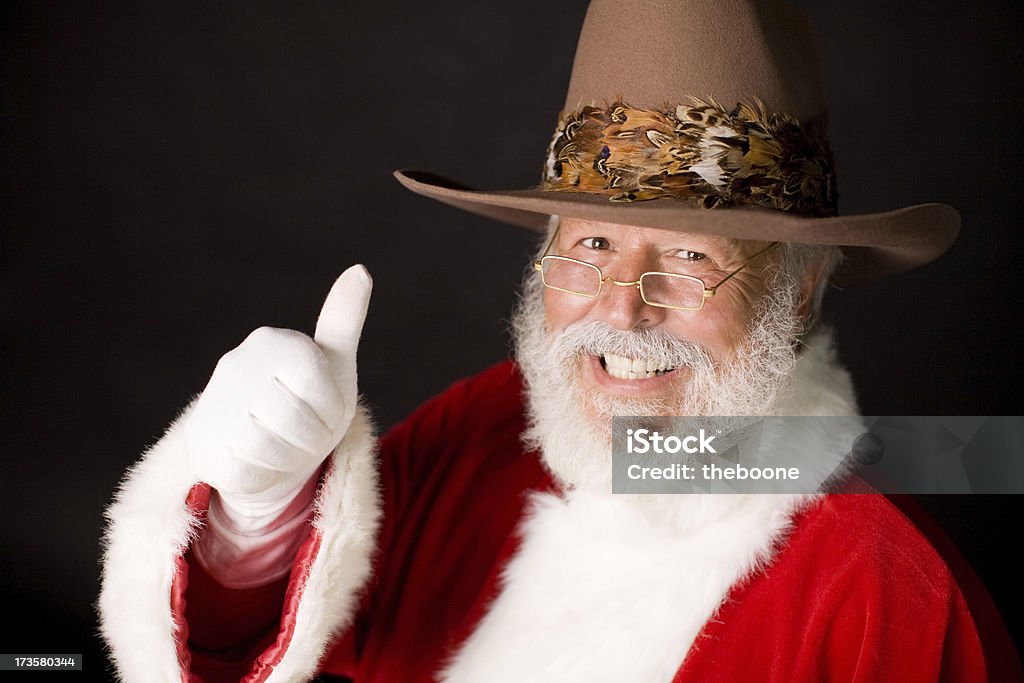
[511,261,804,500]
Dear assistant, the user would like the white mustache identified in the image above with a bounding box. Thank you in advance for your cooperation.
[551,321,716,373]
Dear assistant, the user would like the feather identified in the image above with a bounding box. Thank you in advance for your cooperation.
[542,98,836,216]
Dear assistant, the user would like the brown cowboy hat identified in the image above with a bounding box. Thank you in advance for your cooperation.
[394,0,959,282]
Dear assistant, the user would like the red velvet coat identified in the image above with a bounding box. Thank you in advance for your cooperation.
[178,361,1021,682]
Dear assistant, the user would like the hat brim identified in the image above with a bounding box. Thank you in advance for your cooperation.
[394,169,960,283]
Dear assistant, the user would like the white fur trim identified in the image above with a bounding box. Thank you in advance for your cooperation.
[442,329,860,682]
[98,401,381,683]
[776,330,865,491]
[265,405,381,683]
[442,491,813,682]
[780,329,860,418]
[99,401,205,682]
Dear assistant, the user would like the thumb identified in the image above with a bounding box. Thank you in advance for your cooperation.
[314,264,372,380]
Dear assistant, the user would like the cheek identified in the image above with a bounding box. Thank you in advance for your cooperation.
[543,289,594,333]
[668,292,761,359]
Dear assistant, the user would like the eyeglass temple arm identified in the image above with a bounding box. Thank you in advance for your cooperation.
[533,222,563,270]
[704,241,781,296]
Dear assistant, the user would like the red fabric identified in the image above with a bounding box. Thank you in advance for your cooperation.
[172,483,210,682]
[888,495,1024,681]
[320,362,558,680]
[673,494,992,681]
[177,360,1021,681]
[182,551,290,682]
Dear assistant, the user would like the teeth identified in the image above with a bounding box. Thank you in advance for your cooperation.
[601,353,673,380]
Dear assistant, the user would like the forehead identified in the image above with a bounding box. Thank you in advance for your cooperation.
[557,216,766,260]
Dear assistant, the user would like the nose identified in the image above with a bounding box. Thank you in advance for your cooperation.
[593,261,667,331]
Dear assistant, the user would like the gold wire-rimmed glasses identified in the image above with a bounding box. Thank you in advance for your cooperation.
[532,234,780,312]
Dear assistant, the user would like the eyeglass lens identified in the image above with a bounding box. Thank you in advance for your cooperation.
[540,258,602,296]
[639,273,705,309]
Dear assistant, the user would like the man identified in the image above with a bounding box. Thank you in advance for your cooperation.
[99,1,1019,681]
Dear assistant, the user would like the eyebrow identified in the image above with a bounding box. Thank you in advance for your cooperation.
[661,232,763,264]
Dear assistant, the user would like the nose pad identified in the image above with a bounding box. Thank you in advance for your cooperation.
[596,275,666,330]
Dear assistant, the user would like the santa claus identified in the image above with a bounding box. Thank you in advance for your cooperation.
[99,1,1020,681]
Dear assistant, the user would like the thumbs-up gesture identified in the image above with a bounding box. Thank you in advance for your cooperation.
[184,265,372,522]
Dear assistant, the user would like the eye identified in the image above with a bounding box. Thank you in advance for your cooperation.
[671,249,706,262]
[580,237,611,251]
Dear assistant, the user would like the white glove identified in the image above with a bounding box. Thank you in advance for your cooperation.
[184,265,372,528]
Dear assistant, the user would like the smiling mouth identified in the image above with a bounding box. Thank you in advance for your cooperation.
[599,353,676,380]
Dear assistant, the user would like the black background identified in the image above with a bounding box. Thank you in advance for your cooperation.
[2,1,1022,678]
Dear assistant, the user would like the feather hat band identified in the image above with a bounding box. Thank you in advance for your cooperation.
[395,0,960,281]
[542,98,836,216]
